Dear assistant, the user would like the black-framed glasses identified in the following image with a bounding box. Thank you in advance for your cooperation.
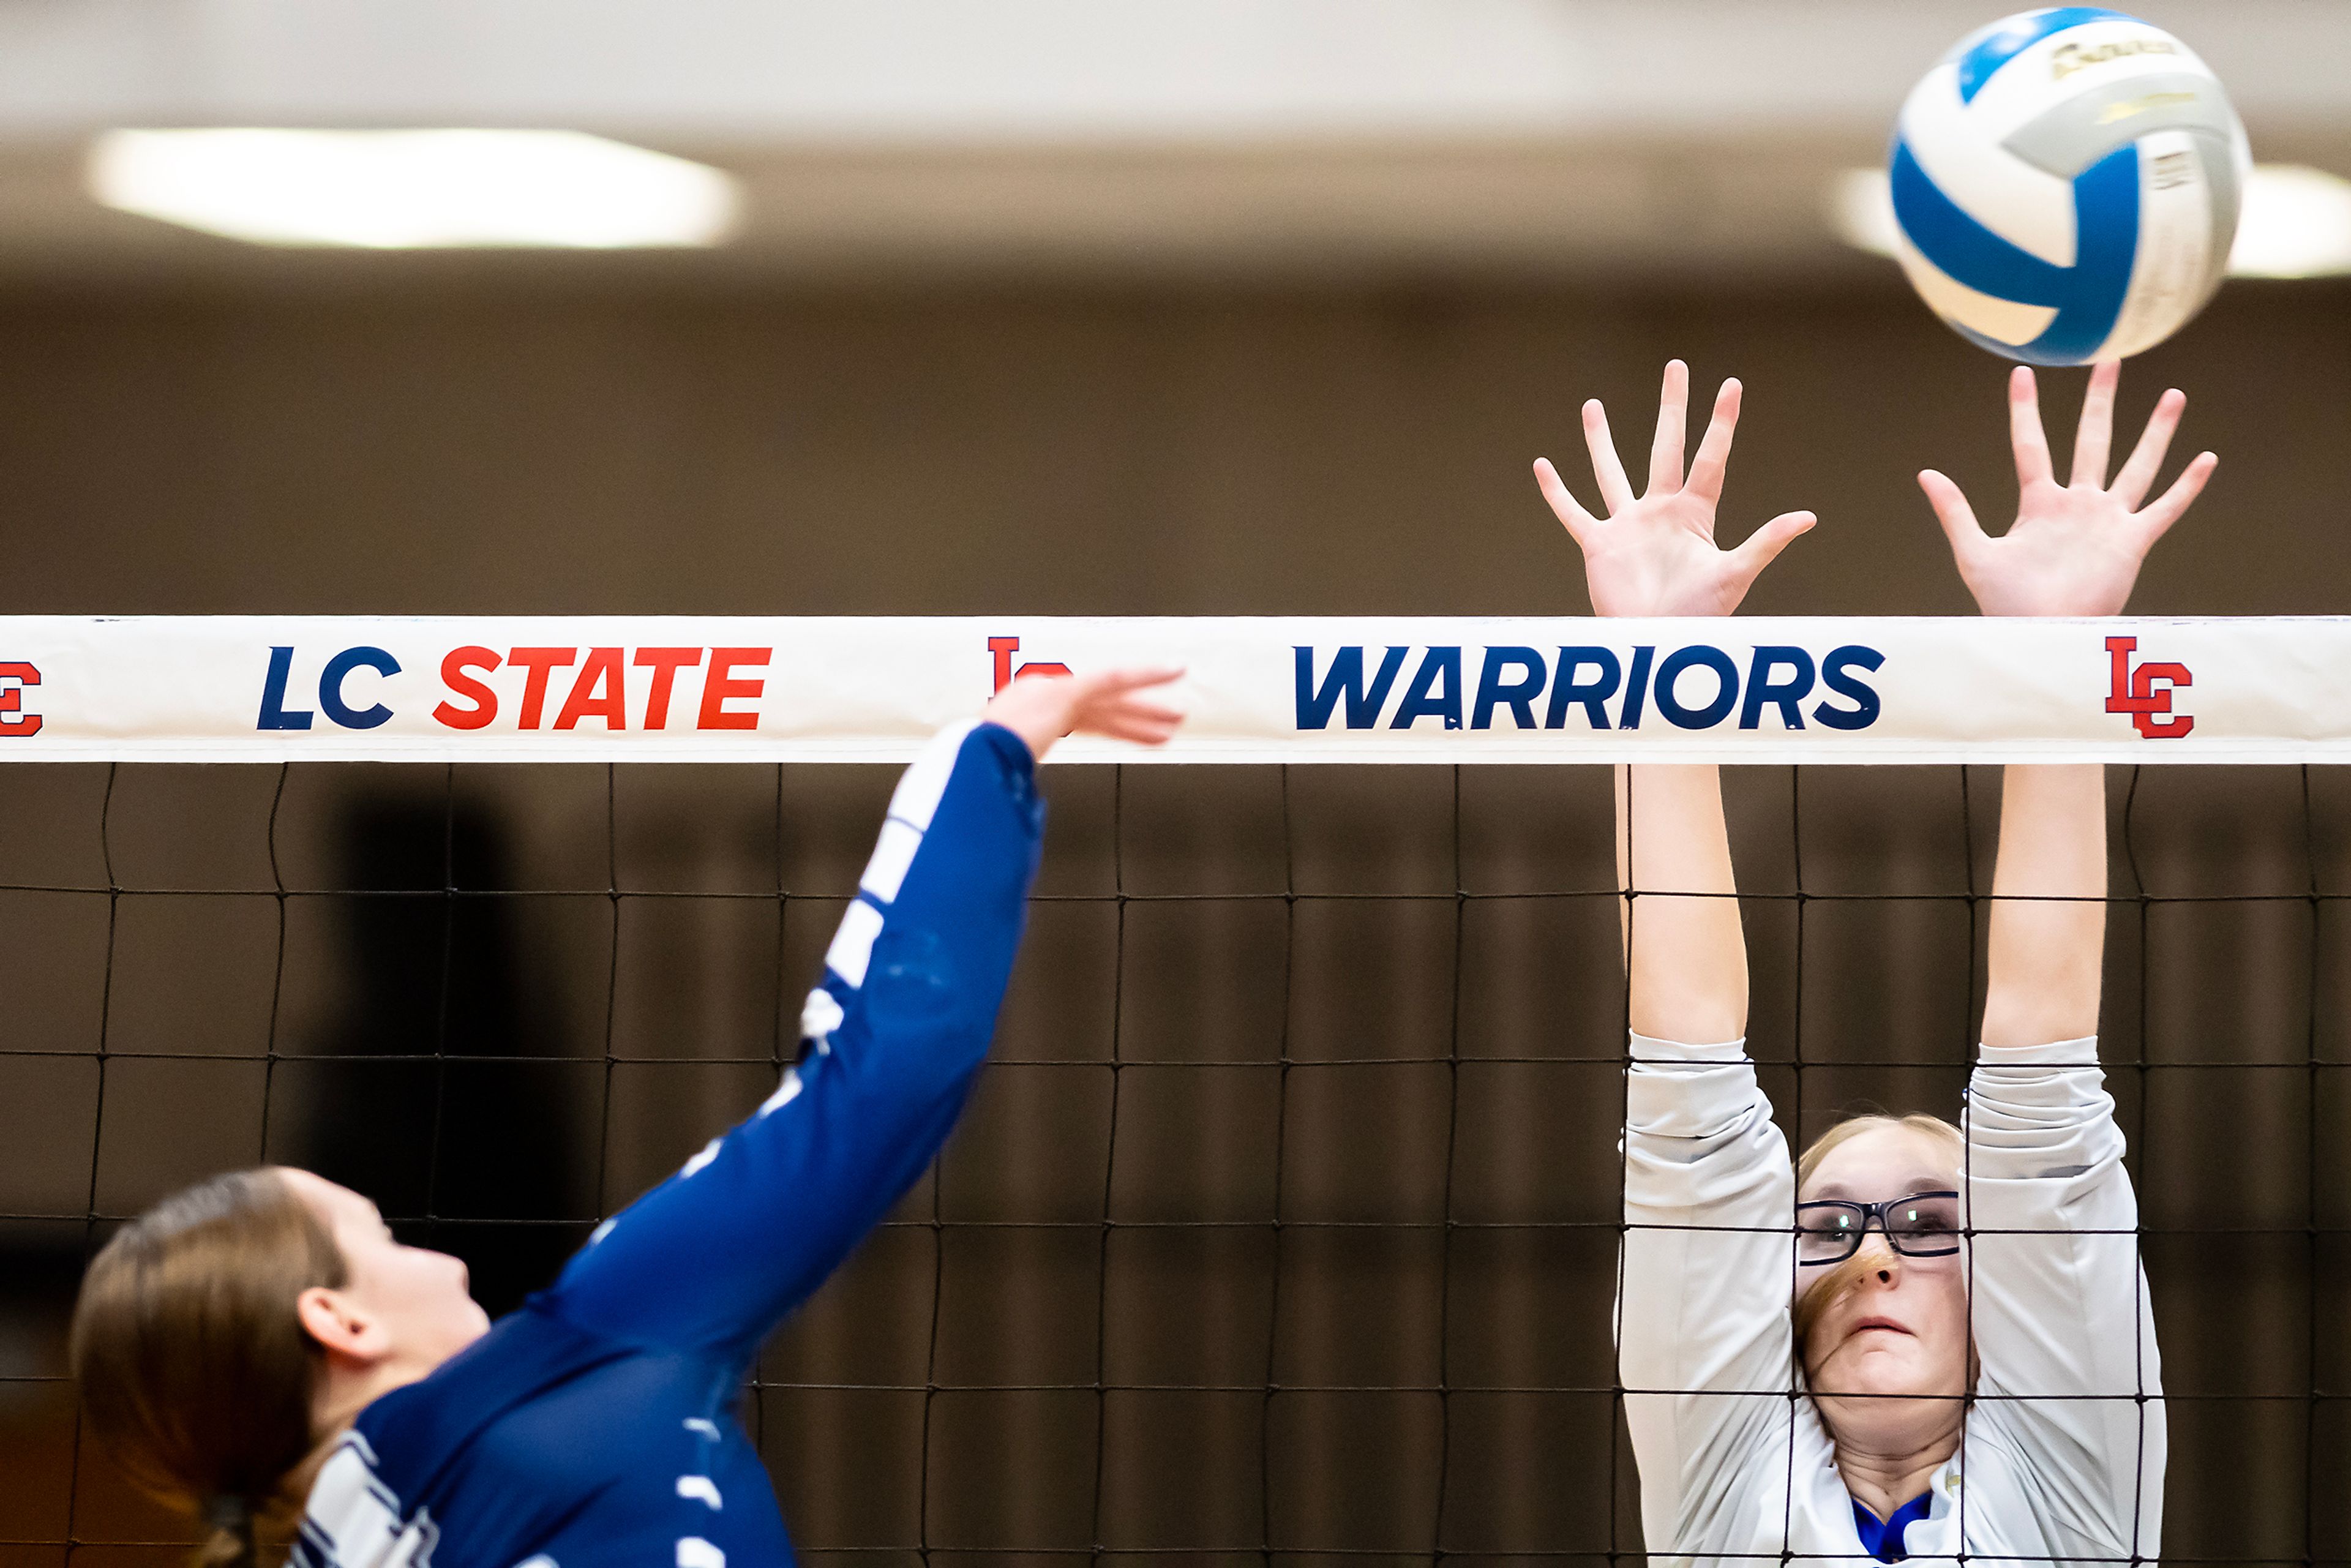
[1794,1191,1962,1266]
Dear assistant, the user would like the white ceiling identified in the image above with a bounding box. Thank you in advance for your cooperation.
[1,0,2345,283]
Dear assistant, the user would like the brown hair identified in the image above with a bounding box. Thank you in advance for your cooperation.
[69,1169,347,1568]
[1790,1112,1965,1362]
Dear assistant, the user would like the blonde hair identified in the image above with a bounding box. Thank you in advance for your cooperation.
[1789,1112,1965,1363]
[1794,1111,1962,1191]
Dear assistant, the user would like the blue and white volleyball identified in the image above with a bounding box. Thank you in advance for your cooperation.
[1890,8,2249,364]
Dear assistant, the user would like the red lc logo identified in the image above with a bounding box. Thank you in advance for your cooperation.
[2105,636,2192,739]
[0,661,40,738]
[988,636,1070,693]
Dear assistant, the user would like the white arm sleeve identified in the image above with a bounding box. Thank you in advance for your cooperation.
[1620,1032,1799,1553]
[1963,1037,2164,1560]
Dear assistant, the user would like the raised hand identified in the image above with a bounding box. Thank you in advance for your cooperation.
[1919,362,2216,618]
[1533,359,1816,618]
[982,666,1186,760]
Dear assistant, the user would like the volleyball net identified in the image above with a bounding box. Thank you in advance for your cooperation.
[2,615,2349,1564]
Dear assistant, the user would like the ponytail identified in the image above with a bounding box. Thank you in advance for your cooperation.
[200,1493,258,1568]
[70,1169,347,1568]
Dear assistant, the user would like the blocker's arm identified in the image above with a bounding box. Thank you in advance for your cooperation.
[1617,764,1747,1041]
[1917,360,2213,1043]
[1967,773,2161,1556]
[1527,365,1818,1552]
[1914,362,2207,1560]
[1531,358,1812,1037]
[1963,765,2162,1559]
[1981,764,2105,1047]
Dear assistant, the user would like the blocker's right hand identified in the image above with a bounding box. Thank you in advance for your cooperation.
[982,666,1186,762]
[1918,361,2215,618]
[1533,359,1815,618]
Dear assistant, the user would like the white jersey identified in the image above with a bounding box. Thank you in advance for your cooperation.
[1620,1033,2164,1568]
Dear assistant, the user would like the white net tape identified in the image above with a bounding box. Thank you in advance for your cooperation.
[0,614,2343,764]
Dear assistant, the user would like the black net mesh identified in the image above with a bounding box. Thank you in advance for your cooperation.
[2,759,2349,1566]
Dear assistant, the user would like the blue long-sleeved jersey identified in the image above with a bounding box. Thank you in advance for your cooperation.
[291,721,1044,1568]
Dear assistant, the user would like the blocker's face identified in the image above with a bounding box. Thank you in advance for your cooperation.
[1795,1127,1970,1407]
[280,1168,491,1367]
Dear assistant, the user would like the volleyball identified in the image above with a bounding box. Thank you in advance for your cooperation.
[1889,8,2249,364]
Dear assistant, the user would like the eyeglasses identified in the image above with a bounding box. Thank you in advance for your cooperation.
[1794,1191,1962,1266]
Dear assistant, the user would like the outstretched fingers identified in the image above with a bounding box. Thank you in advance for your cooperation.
[2071,360,2120,488]
[1581,399,1637,515]
[1683,377,1744,509]
[1076,664,1187,698]
[1724,509,1816,593]
[1918,469,1988,560]
[2132,450,2218,547]
[2008,366,2053,489]
[2110,387,2188,510]
[1089,700,1187,745]
[1648,359,1689,498]
[985,664,1187,759]
[1071,667,1188,743]
[1070,666,1185,712]
[1532,457,1600,545]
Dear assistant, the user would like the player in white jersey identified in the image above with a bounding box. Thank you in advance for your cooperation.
[1534,358,2215,1567]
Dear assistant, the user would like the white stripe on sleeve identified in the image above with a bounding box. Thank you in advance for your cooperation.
[883,720,978,833]
[859,819,924,904]
[824,899,885,989]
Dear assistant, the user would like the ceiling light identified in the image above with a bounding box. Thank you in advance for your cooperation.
[1826,167,1900,260]
[2227,164,2351,279]
[1826,162,2351,279]
[87,129,740,249]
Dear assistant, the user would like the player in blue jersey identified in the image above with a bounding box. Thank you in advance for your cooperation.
[70,666,1185,1568]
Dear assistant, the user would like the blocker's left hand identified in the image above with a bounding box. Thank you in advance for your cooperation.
[1534,359,1816,618]
[1921,361,2217,618]
[983,666,1187,762]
